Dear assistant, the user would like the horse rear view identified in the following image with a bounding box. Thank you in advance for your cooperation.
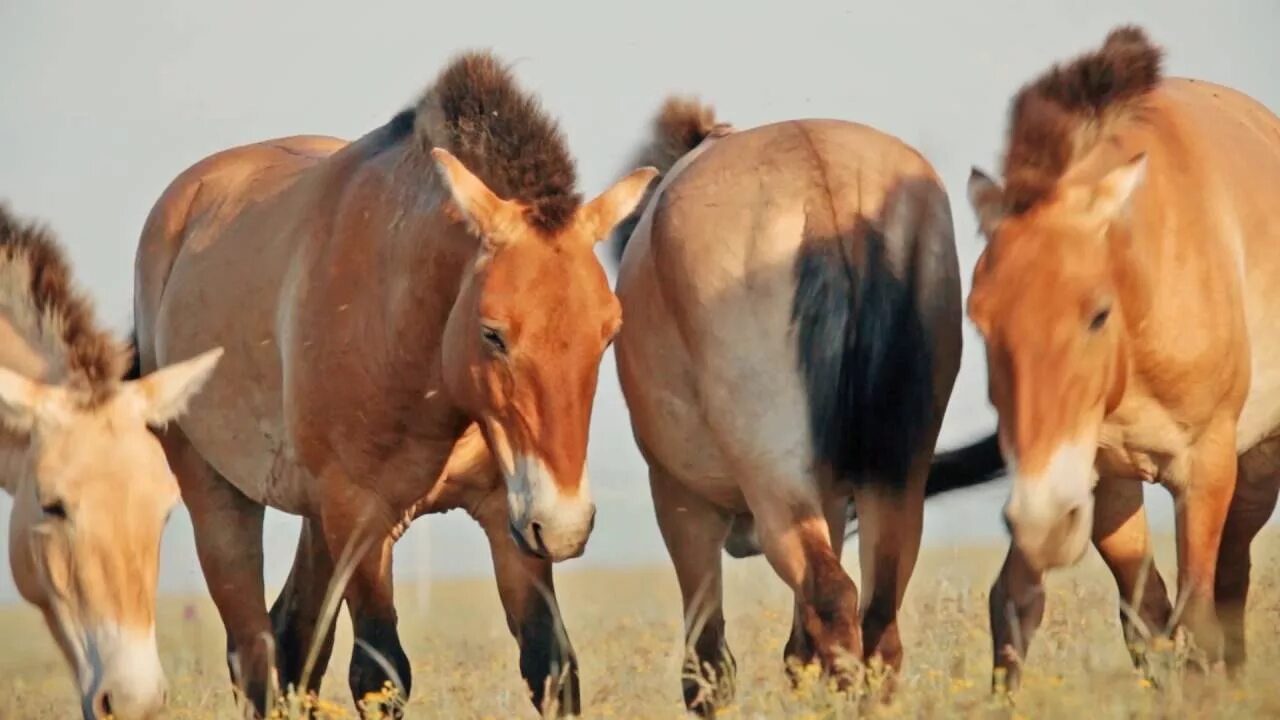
[0,205,221,719]
[613,101,980,714]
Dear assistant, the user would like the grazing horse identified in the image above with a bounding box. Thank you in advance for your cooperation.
[966,26,1280,689]
[612,99,1003,714]
[130,52,655,717]
[0,205,221,719]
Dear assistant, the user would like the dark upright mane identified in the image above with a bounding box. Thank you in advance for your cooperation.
[609,96,730,265]
[0,204,127,404]
[412,51,581,234]
[1001,25,1163,214]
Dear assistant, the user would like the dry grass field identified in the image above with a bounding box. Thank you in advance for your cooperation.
[4,532,1280,719]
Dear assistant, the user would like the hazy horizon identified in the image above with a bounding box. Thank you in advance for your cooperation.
[2,1,1277,604]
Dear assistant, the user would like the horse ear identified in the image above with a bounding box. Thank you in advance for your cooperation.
[1090,153,1147,220]
[128,347,223,427]
[580,167,660,244]
[0,367,48,434]
[967,167,1005,238]
[430,148,521,250]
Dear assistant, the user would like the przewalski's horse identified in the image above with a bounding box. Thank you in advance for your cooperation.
[966,26,1280,689]
[611,99,1003,714]
[0,205,221,720]
[131,52,655,717]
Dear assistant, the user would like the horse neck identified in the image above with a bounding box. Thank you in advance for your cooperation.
[373,152,479,328]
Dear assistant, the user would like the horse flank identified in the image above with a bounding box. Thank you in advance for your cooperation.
[1000,25,1163,214]
[411,51,582,234]
[0,204,127,405]
[609,97,729,263]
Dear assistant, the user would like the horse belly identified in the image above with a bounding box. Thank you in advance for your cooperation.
[1236,341,1280,453]
[153,235,308,512]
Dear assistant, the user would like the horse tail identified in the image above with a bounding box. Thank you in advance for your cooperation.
[792,221,935,494]
[609,97,731,265]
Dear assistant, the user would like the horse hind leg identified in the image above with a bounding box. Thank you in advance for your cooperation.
[159,426,273,716]
[782,496,854,676]
[1216,440,1280,671]
[650,465,736,717]
[268,517,338,701]
[743,476,861,687]
[851,458,928,681]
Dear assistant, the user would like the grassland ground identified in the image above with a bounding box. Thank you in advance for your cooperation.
[3,532,1279,718]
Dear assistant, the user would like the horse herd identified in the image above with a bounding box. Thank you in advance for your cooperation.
[3,24,1279,720]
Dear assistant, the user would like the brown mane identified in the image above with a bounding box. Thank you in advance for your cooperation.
[412,51,581,234]
[0,204,127,404]
[609,96,730,263]
[1000,25,1164,213]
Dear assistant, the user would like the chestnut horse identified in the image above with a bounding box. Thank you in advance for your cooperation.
[130,52,654,716]
[0,205,221,719]
[612,100,1003,714]
[967,26,1280,688]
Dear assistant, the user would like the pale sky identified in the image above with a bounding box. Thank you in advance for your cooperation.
[1,1,1277,602]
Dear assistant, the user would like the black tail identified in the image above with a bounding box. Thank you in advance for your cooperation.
[792,227,934,491]
[124,329,142,381]
[924,432,1005,495]
[608,97,728,266]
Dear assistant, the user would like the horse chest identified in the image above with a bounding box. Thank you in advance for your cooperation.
[1096,398,1192,483]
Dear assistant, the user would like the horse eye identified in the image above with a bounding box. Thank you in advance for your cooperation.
[481,326,507,354]
[42,500,67,520]
[1089,307,1111,332]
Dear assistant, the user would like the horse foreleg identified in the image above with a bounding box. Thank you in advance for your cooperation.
[650,466,735,717]
[268,517,338,700]
[988,543,1045,693]
[1215,442,1280,671]
[471,489,580,716]
[1172,417,1238,667]
[318,482,411,718]
[1091,477,1173,671]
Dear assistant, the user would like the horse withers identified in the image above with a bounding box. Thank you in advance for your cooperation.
[130,52,654,717]
[0,205,221,719]
[966,26,1280,688]
[612,99,1002,715]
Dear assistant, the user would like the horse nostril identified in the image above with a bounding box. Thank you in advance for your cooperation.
[95,690,113,718]
[1065,504,1083,528]
[531,521,546,554]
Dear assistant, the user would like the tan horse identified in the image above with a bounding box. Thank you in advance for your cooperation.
[0,205,221,719]
[966,26,1280,688]
[130,51,654,716]
[612,100,1003,714]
